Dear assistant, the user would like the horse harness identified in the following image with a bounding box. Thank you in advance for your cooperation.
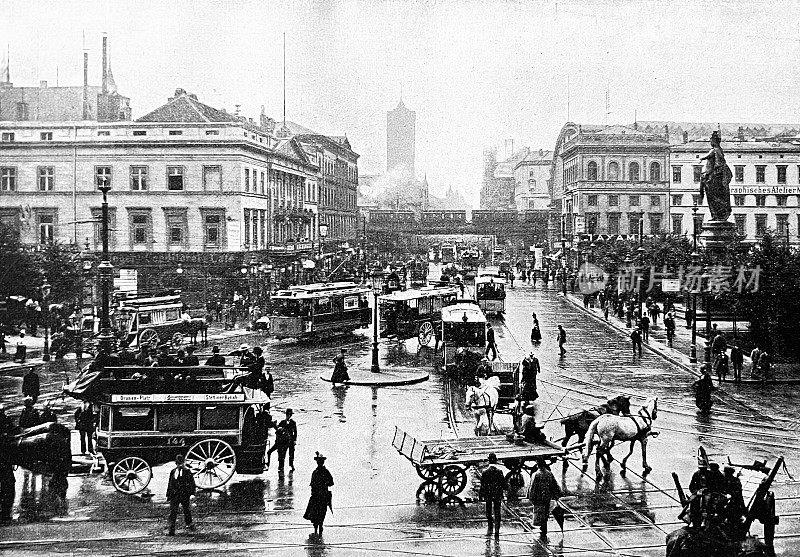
[628,405,655,440]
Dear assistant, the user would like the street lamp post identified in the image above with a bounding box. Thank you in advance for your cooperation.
[41,275,51,361]
[96,179,116,353]
[369,272,382,373]
[636,218,645,325]
[690,205,699,363]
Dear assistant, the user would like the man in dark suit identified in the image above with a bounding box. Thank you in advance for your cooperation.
[22,368,40,403]
[166,454,196,535]
[479,453,508,536]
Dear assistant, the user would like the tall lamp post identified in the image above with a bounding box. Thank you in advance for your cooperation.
[369,272,382,373]
[41,275,51,362]
[689,205,699,363]
[96,178,116,353]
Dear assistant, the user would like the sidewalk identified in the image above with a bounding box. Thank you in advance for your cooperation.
[564,293,800,384]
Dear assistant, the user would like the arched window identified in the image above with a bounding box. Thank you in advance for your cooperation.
[650,162,661,181]
[629,162,640,181]
[608,162,620,180]
[587,161,598,181]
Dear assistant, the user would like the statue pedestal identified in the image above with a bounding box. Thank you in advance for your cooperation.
[699,220,736,251]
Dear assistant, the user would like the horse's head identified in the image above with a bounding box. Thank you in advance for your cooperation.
[607,395,631,415]
[465,385,477,408]
[644,397,658,420]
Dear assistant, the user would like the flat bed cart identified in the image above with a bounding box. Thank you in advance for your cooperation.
[392,427,566,498]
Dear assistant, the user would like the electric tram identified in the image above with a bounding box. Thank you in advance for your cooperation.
[269,282,371,340]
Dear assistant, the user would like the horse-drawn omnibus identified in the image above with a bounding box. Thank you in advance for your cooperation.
[474,275,506,315]
[459,249,481,280]
[114,292,207,349]
[379,286,459,347]
[65,366,271,494]
[440,300,487,373]
[269,282,371,340]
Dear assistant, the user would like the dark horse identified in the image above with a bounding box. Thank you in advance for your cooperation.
[559,395,631,447]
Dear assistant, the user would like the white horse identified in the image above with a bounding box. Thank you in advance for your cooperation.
[582,397,658,478]
[466,376,500,436]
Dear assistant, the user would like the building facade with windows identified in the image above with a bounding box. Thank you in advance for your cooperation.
[669,139,800,243]
[0,89,322,302]
[551,123,670,245]
[513,148,553,212]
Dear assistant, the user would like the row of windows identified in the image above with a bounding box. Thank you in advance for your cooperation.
[585,194,662,208]
[584,161,663,182]
[581,212,662,235]
[669,212,799,238]
[672,164,800,185]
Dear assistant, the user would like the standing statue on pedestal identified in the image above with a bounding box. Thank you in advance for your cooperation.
[699,131,733,222]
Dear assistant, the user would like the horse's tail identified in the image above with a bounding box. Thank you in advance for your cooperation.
[582,417,600,462]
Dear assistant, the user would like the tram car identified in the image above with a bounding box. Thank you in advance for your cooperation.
[459,249,481,280]
[441,300,487,373]
[441,243,457,264]
[379,286,459,347]
[114,292,207,349]
[67,367,272,494]
[407,259,429,287]
[269,282,371,340]
[474,275,506,315]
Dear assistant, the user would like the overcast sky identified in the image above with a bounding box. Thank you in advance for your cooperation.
[3,0,800,206]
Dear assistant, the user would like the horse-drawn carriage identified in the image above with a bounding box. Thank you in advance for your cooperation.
[64,365,271,494]
[378,286,458,347]
[474,275,506,315]
[2,421,72,496]
[392,426,566,501]
[114,293,207,349]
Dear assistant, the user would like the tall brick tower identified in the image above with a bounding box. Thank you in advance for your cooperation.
[387,97,416,179]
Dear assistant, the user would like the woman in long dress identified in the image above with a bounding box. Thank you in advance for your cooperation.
[304,452,334,536]
[530,312,542,342]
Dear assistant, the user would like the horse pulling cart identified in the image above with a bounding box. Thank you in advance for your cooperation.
[392,426,565,501]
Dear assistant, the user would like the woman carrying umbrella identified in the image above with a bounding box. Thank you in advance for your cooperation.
[304,452,334,536]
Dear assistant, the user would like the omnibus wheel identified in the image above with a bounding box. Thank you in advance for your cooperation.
[439,465,467,495]
[416,464,438,480]
[417,321,434,346]
[171,332,184,348]
[185,438,237,490]
[138,329,159,347]
[112,456,152,495]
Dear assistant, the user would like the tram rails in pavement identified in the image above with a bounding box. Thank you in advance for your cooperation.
[269,281,371,340]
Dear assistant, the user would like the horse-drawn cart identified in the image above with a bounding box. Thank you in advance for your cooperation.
[391,426,565,500]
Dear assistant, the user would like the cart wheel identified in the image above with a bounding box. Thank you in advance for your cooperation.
[171,332,184,348]
[439,465,467,495]
[417,321,434,346]
[505,469,525,498]
[416,464,438,481]
[112,456,152,495]
[138,329,159,347]
[416,481,439,503]
[185,438,237,490]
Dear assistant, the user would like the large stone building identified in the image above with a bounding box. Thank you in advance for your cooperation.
[670,138,800,244]
[514,148,553,212]
[480,147,528,210]
[0,89,338,302]
[0,37,131,122]
[551,123,670,244]
[386,98,415,178]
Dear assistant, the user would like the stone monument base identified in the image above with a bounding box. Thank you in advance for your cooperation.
[699,220,736,250]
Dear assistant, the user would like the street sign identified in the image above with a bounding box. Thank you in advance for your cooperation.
[662,279,681,292]
[575,215,586,234]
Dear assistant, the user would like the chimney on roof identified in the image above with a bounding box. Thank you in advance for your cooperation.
[101,35,108,94]
[188,93,197,100]
[39,80,47,88]
[539,149,544,157]
[169,88,186,102]
[738,126,745,142]
[682,131,689,144]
